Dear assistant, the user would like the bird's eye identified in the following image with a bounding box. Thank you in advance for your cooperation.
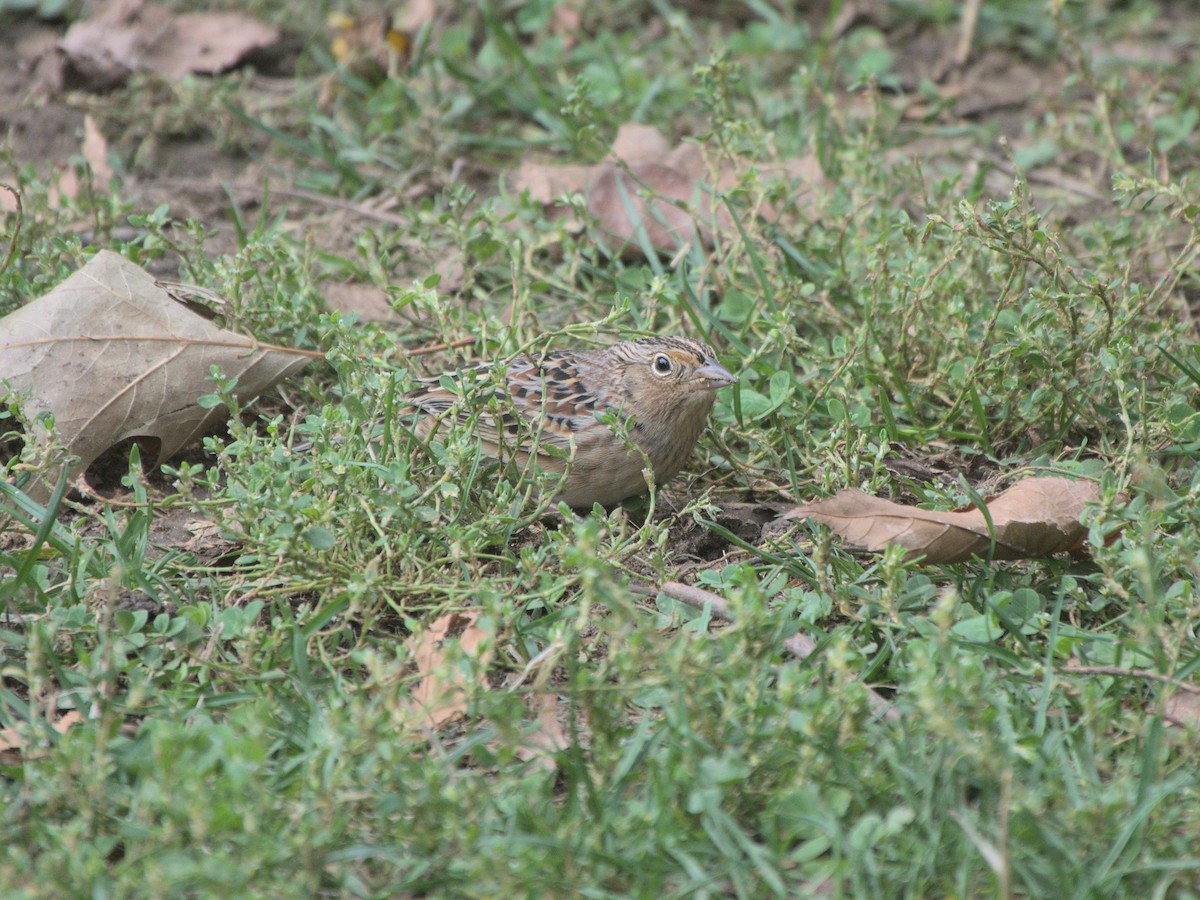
[652,354,673,376]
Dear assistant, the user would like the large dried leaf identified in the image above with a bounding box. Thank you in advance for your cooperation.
[407,610,492,731]
[0,250,315,497]
[81,114,114,183]
[787,476,1101,564]
[0,710,83,765]
[511,123,823,258]
[1165,690,1200,730]
[509,692,569,772]
[59,0,278,88]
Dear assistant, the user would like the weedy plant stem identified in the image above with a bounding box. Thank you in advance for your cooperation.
[658,580,900,722]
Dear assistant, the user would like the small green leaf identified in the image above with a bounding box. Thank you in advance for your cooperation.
[952,614,1000,642]
[302,526,336,551]
[736,386,775,421]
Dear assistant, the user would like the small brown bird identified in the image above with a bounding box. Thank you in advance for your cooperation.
[406,336,737,507]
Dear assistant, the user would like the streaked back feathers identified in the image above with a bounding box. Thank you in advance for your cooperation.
[405,336,736,507]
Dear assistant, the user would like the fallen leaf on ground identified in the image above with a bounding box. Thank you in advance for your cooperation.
[550,1,583,48]
[510,123,822,258]
[59,0,278,89]
[610,122,676,165]
[15,26,64,97]
[0,710,83,765]
[397,0,439,33]
[408,610,492,730]
[1165,691,1200,729]
[47,165,80,209]
[1,183,20,213]
[786,476,1102,564]
[514,692,568,766]
[0,250,317,500]
[81,114,114,182]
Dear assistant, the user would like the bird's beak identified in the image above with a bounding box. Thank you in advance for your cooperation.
[693,358,737,388]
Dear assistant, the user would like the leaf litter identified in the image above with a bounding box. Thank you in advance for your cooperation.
[406,610,492,731]
[405,611,570,765]
[506,692,570,772]
[55,0,279,90]
[0,250,317,499]
[511,122,823,257]
[786,476,1105,564]
[0,709,83,766]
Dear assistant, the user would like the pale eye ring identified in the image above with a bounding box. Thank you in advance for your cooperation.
[652,354,673,376]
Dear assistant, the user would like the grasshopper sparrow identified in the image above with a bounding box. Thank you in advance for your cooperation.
[406,336,737,507]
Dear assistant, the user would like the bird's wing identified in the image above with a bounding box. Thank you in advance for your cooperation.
[406,353,606,458]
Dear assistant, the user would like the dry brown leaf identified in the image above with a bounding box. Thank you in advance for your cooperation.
[14,27,65,98]
[510,123,823,257]
[519,692,568,756]
[503,692,569,772]
[82,114,114,183]
[587,163,713,254]
[740,153,825,223]
[181,517,239,565]
[0,710,83,765]
[47,164,81,208]
[512,127,709,254]
[1165,691,1200,729]
[60,0,278,88]
[610,122,673,165]
[408,611,492,730]
[550,2,583,48]
[787,476,1101,564]
[16,26,61,68]
[433,251,467,294]
[512,160,593,208]
[400,0,439,32]
[0,250,316,500]
[142,13,277,79]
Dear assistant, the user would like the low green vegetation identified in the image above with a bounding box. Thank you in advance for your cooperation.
[3,0,1200,895]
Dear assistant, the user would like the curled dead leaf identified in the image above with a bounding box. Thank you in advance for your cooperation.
[492,692,571,773]
[550,1,584,49]
[519,692,568,756]
[59,0,278,88]
[0,250,317,500]
[510,123,823,259]
[407,610,492,731]
[587,162,713,254]
[82,114,114,183]
[610,122,673,165]
[0,709,83,765]
[1165,691,1200,730]
[512,159,593,208]
[787,476,1104,564]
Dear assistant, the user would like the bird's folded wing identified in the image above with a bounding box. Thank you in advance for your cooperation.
[406,356,596,458]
